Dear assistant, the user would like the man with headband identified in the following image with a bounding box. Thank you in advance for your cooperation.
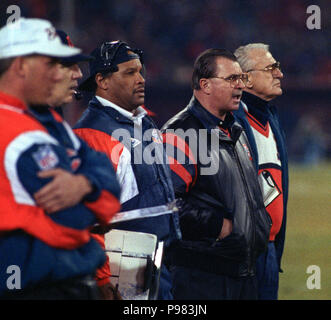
[74,41,181,300]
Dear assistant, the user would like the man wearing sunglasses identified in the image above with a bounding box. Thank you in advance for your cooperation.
[234,43,288,300]
[161,49,271,299]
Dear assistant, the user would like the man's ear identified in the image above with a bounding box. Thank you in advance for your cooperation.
[95,73,109,91]
[199,78,211,94]
[245,73,254,89]
[12,57,27,78]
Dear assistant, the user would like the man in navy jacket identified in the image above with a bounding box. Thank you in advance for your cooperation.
[74,40,181,299]
[233,43,289,300]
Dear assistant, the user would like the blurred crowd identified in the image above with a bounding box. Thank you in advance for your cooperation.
[4,0,330,88]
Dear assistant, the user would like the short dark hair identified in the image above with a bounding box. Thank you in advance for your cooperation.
[0,58,14,78]
[192,48,237,90]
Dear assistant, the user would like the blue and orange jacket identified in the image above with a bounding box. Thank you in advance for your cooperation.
[233,92,289,271]
[0,92,121,295]
[74,97,181,285]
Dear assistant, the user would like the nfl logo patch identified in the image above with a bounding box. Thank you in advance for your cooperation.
[32,145,59,170]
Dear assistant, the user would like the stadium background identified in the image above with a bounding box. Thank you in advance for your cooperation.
[0,0,330,299]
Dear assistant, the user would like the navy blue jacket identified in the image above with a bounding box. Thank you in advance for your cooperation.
[74,97,181,245]
[233,92,289,271]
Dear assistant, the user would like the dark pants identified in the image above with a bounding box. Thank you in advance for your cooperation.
[170,265,258,300]
[157,264,173,300]
[1,275,100,300]
[256,242,279,300]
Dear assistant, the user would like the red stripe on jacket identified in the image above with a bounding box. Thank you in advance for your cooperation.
[74,128,124,171]
[84,190,121,225]
[167,156,193,192]
[0,203,90,249]
[162,132,197,186]
[49,108,63,122]
[91,233,112,286]
[245,111,270,137]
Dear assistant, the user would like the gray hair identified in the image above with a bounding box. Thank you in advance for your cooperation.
[0,58,14,77]
[234,43,269,72]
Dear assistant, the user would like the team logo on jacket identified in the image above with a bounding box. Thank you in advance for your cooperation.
[242,143,253,161]
[32,145,59,170]
[151,129,163,144]
[131,138,141,148]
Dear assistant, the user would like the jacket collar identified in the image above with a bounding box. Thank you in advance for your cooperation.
[88,96,133,124]
[187,95,235,131]
[90,96,148,126]
[187,95,243,143]
[95,96,147,123]
[241,91,270,126]
[0,91,28,111]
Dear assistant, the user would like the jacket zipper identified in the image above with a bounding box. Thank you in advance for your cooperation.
[232,144,256,275]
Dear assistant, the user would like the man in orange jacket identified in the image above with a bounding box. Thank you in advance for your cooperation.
[0,18,121,299]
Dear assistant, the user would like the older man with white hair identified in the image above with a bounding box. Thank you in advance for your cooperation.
[233,43,289,300]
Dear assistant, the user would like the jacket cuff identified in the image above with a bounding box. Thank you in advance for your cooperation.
[82,173,101,202]
[223,209,234,220]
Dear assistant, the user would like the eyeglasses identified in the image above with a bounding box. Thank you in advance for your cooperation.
[246,61,281,74]
[211,73,249,87]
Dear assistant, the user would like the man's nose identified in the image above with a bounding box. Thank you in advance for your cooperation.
[235,78,246,89]
[274,68,284,79]
[72,64,83,79]
[137,71,145,84]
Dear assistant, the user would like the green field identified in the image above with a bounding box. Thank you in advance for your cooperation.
[278,162,331,300]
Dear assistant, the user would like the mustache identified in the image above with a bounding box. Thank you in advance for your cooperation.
[134,86,145,93]
[232,90,242,97]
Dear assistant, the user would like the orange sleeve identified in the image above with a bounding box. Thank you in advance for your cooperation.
[74,128,124,171]
[91,233,112,285]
